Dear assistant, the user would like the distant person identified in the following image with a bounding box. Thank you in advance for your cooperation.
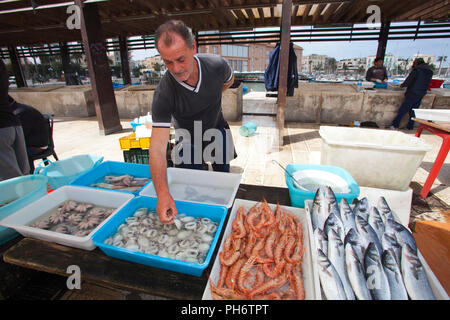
[0,60,30,181]
[391,58,433,130]
[9,95,50,171]
[366,57,388,83]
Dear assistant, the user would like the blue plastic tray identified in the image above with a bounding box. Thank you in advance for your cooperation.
[0,175,48,244]
[70,161,152,195]
[92,196,227,277]
[285,164,360,208]
[34,154,103,190]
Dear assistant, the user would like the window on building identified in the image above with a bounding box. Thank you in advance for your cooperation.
[221,45,248,58]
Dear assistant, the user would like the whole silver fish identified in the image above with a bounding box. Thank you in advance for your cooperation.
[401,244,436,300]
[314,228,328,255]
[382,249,408,300]
[328,229,355,300]
[345,243,372,300]
[325,186,341,220]
[344,228,366,265]
[311,187,330,231]
[381,233,402,266]
[377,196,394,224]
[324,212,345,243]
[364,242,391,300]
[385,219,417,253]
[340,198,356,235]
[356,215,383,256]
[368,207,385,242]
[353,197,370,221]
[317,248,347,300]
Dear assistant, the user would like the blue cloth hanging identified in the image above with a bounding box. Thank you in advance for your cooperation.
[264,42,298,96]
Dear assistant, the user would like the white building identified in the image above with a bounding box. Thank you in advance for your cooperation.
[337,57,367,74]
[407,54,436,69]
[302,54,328,73]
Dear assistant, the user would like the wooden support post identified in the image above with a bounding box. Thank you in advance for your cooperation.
[276,0,292,148]
[376,21,390,60]
[7,46,27,88]
[119,36,131,86]
[60,42,77,85]
[75,0,122,135]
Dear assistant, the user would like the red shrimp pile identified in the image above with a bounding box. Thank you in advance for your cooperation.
[210,200,305,300]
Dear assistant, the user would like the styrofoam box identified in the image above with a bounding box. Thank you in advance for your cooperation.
[304,199,449,300]
[202,198,321,300]
[413,109,450,123]
[140,167,242,208]
[319,126,433,191]
[0,186,134,251]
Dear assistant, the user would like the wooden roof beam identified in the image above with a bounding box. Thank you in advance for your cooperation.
[245,8,255,26]
[395,0,447,21]
[341,0,366,22]
[410,1,450,20]
[330,0,353,23]
[302,4,312,23]
[322,3,341,23]
[312,4,326,24]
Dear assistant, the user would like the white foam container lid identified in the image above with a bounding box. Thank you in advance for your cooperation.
[202,198,321,300]
[304,199,449,300]
[413,109,450,123]
[139,167,242,208]
[0,186,134,251]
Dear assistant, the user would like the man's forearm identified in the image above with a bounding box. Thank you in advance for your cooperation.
[149,145,170,197]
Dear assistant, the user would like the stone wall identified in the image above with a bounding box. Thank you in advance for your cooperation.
[284,83,449,126]
[9,85,96,117]
[9,83,448,126]
[9,83,243,121]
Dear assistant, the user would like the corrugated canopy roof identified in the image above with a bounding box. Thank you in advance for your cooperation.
[0,0,449,46]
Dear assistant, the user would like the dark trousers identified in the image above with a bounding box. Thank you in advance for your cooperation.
[176,127,231,173]
[392,96,423,130]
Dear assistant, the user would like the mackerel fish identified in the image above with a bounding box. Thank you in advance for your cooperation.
[382,249,408,300]
[317,248,347,300]
[401,244,436,300]
[328,229,355,300]
[345,243,372,300]
[364,242,391,300]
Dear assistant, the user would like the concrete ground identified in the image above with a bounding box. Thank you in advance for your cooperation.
[43,115,449,226]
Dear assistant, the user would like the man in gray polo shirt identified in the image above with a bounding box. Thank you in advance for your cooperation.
[149,20,235,224]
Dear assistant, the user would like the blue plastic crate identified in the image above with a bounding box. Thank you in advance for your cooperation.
[0,175,48,244]
[285,164,360,208]
[70,161,152,194]
[92,196,227,277]
[34,154,103,190]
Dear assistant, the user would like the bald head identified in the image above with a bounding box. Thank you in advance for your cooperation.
[155,20,195,51]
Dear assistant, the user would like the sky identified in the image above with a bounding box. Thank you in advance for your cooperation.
[130,23,450,67]
[299,38,450,63]
[131,38,450,67]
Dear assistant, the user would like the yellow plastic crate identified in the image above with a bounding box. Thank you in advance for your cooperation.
[119,132,150,150]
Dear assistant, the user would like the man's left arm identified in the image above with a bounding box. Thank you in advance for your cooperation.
[222,74,234,92]
[221,58,234,92]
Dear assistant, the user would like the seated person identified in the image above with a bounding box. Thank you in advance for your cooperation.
[366,57,388,84]
[9,96,50,168]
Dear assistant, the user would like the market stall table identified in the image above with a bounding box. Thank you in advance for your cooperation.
[2,184,291,300]
[412,117,450,199]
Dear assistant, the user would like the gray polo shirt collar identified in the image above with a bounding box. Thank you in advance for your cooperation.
[170,55,202,93]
